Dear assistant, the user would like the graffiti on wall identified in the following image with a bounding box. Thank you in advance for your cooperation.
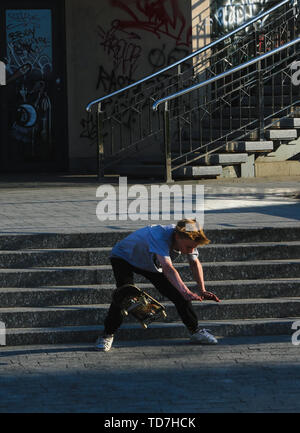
[5,10,53,160]
[213,0,269,33]
[96,0,191,81]
[108,0,191,47]
[6,10,52,77]
[80,0,191,142]
[97,21,142,80]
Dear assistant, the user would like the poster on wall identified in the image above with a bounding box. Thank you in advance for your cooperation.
[5,9,53,162]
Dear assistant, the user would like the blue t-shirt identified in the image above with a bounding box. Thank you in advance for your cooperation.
[110,224,199,273]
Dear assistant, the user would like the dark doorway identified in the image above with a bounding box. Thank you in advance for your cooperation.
[0,0,68,173]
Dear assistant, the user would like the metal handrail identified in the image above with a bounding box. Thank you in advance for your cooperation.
[85,0,290,112]
[152,37,300,111]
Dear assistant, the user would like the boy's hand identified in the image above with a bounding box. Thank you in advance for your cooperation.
[181,288,204,302]
[199,291,220,302]
[181,289,220,303]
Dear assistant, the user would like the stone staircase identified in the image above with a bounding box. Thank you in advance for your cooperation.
[1,227,300,346]
[108,112,300,180]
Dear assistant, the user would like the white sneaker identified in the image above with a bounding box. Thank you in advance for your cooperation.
[95,334,114,352]
[190,328,218,345]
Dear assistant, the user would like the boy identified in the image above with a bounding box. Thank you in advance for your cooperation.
[96,219,220,351]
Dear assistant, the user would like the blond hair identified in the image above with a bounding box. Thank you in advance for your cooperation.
[174,219,210,245]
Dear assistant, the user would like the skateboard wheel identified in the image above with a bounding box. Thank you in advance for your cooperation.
[162,311,167,318]
[142,323,148,329]
[121,309,128,316]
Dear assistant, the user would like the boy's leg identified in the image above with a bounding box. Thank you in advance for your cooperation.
[103,257,135,335]
[136,269,217,343]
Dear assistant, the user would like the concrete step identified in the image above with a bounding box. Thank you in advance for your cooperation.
[3,317,296,346]
[0,226,299,346]
[1,227,300,250]
[225,141,274,153]
[172,141,273,163]
[1,298,300,329]
[0,247,112,268]
[204,153,248,165]
[265,129,298,141]
[0,232,130,250]
[1,241,300,268]
[1,259,300,287]
[0,278,299,307]
[173,165,223,179]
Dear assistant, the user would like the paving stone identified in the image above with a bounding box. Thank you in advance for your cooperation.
[1,336,299,413]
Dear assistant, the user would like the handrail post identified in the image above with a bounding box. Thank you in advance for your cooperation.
[177,64,182,78]
[97,102,105,180]
[163,101,173,183]
[257,59,265,140]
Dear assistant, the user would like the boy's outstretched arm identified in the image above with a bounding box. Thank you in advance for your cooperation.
[188,257,220,303]
[156,255,203,301]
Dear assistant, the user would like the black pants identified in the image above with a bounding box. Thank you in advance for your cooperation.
[104,257,199,335]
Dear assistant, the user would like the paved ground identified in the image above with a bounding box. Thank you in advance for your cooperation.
[0,335,299,414]
[0,175,299,233]
[0,175,300,415]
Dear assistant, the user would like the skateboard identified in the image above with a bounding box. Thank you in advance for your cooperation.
[113,284,167,329]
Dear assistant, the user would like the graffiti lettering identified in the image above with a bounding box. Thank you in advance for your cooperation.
[97,21,142,78]
[148,45,189,72]
[214,0,268,32]
[6,10,52,77]
[148,45,167,69]
[6,11,41,30]
[109,0,191,47]
[80,112,97,143]
[96,65,135,93]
